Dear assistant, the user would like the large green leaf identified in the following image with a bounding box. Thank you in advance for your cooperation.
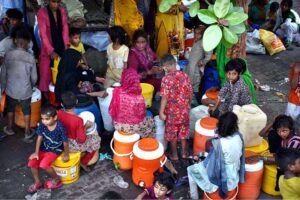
[221,37,234,49]
[233,6,244,13]
[197,9,217,24]
[229,23,246,34]
[159,0,171,13]
[225,12,248,26]
[208,4,214,12]
[203,25,222,51]
[168,0,178,5]
[189,1,200,18]
[223,26,238,44]
[214,0,230,18]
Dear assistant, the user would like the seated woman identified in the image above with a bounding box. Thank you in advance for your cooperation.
[128,29,162,93]
[109,68,155,138]
[188,112,245,199]
[248,0,270,28]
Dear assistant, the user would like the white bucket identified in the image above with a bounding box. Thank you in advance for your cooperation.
[98,88,114,131]
[154,116,167,150]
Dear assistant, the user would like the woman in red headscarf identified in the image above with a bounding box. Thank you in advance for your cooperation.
[109,68,155,138]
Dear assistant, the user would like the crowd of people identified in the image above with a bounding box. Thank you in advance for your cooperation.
[0,0,300,199]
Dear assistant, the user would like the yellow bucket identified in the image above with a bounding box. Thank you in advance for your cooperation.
[141,83,154,108]
[52,152,81,184]
[245,139,269,155]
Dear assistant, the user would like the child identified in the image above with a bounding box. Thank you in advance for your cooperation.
[276,148,300,199]
[261,2,280,31]
[1,27,37,141]
[184,25,212,104]
[27,104,69,193]
[135,171,175,200]
[106,26,129,87]
[210,58,251,115]
[273,0,300,48]
[69,27,89,68]
[159,54,193,161]
[57,91,101,172]
[286,61,300,120]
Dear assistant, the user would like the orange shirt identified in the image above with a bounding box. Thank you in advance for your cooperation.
[288,64,300,105]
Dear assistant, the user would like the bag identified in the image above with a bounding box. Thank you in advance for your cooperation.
[200,61,220,96]
[259,29,286,56]
[246,30,266,54]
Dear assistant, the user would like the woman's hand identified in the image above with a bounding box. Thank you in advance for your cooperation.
[50,51,59,60]
[87,91,108,98]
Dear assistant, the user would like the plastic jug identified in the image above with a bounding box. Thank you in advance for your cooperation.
[154,116,166,150]
[98,87,114,132]
[233,104,267,147]
[189,105,209,138]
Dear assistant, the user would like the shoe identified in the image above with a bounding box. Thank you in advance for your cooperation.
[27,182,43,193]
[44,179,62,189]
[24,129,35,140]
[3,126,15,136]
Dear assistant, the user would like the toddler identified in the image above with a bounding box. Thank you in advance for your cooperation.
[286,61,300,120]
[159,54,192,161]
[27,104,69,193]
[69,27,89,68]
[135,171,175,200]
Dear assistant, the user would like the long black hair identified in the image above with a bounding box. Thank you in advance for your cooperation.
[217,112,239,137]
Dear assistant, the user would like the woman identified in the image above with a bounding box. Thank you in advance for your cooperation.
[37,0,69,94]
[248,0,270,28]
[128,29,162,92]
[109,68,155,138]
[188,112,245,199]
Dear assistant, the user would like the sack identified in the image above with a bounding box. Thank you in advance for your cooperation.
[259,29,286,56]
[246,30,266,54]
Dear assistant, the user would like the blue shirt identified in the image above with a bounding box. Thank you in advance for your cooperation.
[36,121,68,155]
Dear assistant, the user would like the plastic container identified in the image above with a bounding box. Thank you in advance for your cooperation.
[245,139,269,155]
[48,83,59,106]
[141,83,154,108]
[193,117,218,154]
[154,116,167,150]
[52,152,81,184]
[110,130,140,170]
[189,105,209,138]
[15,88,41,128]
[233,104,267,147]
[238,151,264,199]
[132,138,167,187]
[98,87,114,132]
[0,92,6,113]
[87,149,99,166]
[205,90,219,100]
[203,187,238,200]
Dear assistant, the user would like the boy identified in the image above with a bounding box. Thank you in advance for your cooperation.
[1,27,37,141]
[1,8,23,37]
[159,54,192,161]
[276,148,300,199]
[28,104,69,193]
[69,27,89,68]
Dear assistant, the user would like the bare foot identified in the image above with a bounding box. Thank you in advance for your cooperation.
[80,164,91,172]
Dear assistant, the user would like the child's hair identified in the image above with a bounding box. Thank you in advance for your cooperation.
[160,54,176,66]
[276,148,300,172]
[132,29,148,44]
[270,2,280,13]
[15,27,31,42]
[273,115,294,133]
[281,0,293,9]
[61,91,77,109]
[69,27,81,37]
[108,26,128,45]
[99,191,123,200]
[217,112,238,137]
[225,58,246,74]
[41,104,57,117]
[154,171,175,191]
[6,8,23,20]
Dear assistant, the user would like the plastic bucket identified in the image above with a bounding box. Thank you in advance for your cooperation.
[193,117,218,154]
[0,92,6,113]
[132,138,167,187]
[52,152,81,184]
[204,187,238,200]
[238,151,264,199]
[154,115,167,150]
[87,149,99,166]
[15,88,42,128]
[141,83,154,108]
[48,83,59,106]
[98,87,114,132]
[111,130,140,170]
[245,139,269,155]
[205,90,219,100]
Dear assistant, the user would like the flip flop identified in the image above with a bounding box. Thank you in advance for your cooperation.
[27,183,43,193]
[44,179,62,189]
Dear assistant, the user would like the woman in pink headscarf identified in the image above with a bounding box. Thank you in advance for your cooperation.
[109,68,155,138]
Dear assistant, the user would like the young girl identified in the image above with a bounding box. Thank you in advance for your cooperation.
[27,104,69,193]
[286,61,300,120]
[210,59,252,115]
[135,171,175,200]
[187,112,245,199]
[106,26,129,87]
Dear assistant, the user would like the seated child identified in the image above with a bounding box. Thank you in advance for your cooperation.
[276,148,300,199]
[286,61,300,120]
[135,171,175,200]
[27,104,69,193]
[69,27,89,68]
[57,91,101,172]
[261,2,280,31]
[210,58,251,115]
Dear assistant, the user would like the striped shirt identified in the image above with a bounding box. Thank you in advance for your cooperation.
[285,135,300,149]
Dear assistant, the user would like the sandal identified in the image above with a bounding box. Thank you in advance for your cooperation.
[44,179,62,189]
[27,183,43,193]
[3,126,15,136]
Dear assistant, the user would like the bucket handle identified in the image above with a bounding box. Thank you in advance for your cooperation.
[204,186,238,200]
[160,156,167,167]
[110,138,133,157]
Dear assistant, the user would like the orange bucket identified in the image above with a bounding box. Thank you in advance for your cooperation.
[238,151,264,199]
[14,88,41,128]
[0,92,6,113]
[110,130,140,170]
[193,117,218,154]
[132,138,167,187]
[204,188,238,200]
[205,90,219,100]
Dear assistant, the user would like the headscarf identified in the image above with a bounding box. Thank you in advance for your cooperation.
[109,68,145,125]
[131,44,156,71]
[55,48,81,102]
